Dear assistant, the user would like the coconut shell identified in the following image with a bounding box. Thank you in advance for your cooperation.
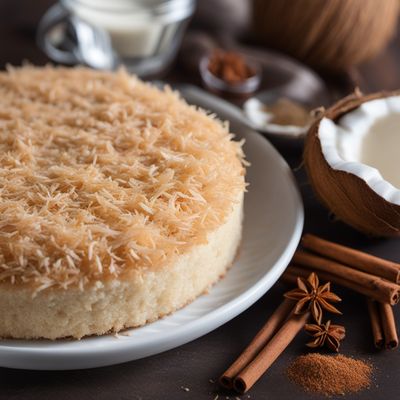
[252,0,399,72]
[304,90,400,236]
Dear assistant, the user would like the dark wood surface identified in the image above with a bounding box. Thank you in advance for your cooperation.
[0,1,399,399]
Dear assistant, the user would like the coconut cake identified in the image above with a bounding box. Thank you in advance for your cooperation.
[0,66,246,339]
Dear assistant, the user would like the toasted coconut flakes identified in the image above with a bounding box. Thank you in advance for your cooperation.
[66,255,75,269]
[95,255,103,273]
[0,66,246,291]
[88,242,95,261]
[139,202,154,215]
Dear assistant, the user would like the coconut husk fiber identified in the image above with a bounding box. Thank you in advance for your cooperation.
[252,0,399,72]
[304,90,400,237]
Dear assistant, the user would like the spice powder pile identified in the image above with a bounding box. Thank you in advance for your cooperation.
[264,98,311,127]
[208,50,255,84]
[286,354,373,396]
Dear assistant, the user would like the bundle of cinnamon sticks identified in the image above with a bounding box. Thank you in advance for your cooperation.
[283,234,399,349]
[219,234,399,395]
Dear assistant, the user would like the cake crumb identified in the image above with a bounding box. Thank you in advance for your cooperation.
[113,331,131,339]
[118,331,131,337]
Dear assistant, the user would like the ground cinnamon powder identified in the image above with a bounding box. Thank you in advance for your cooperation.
[286,354,373,396]
[263,98,312,127]
[208,50,255,83]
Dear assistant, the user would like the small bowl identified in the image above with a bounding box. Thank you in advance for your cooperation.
[243,82,331,140]
[199,54,261,98]
[244,91,313,139]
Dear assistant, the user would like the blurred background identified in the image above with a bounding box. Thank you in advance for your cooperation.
[1,0,400,93]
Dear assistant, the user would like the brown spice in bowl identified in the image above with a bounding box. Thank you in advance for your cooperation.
[286,353,373,396]
[208,50,255,84]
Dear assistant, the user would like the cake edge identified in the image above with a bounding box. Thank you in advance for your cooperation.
[0,193,244,340]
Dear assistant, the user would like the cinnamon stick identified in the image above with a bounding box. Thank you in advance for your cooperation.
[302,234,400,284]
[379,302,399,349]
[219,298,294,389]
[283,265,399,305]
[233,311,310,394]
[280,271,299,286]
[293,250,400,305]
[366,299,384,349]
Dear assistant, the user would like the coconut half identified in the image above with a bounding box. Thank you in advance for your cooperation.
[304,90,400,236]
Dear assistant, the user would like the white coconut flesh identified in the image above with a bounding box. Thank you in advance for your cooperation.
[318,95,400,205]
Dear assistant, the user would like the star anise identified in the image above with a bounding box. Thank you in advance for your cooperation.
[284,272,342,324]
[305,320,346,352]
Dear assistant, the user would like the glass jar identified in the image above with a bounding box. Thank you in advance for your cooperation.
[37,0,196,77]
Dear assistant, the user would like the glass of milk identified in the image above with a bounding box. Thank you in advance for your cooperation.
[37,0,196,76]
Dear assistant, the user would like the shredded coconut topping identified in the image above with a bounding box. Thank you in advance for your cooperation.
[0,66,246,291]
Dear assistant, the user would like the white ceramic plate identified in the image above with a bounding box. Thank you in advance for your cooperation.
[0,87,303,370]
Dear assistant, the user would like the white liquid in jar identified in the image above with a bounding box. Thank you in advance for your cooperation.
[67,0,179,58]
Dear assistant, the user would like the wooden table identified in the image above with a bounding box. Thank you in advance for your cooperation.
[0,1,399,399]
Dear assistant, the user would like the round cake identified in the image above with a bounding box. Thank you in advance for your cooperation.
[0,66,246,339]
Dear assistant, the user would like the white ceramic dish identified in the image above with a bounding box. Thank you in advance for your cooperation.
[244,97,309,138]
[0,86,303,370]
